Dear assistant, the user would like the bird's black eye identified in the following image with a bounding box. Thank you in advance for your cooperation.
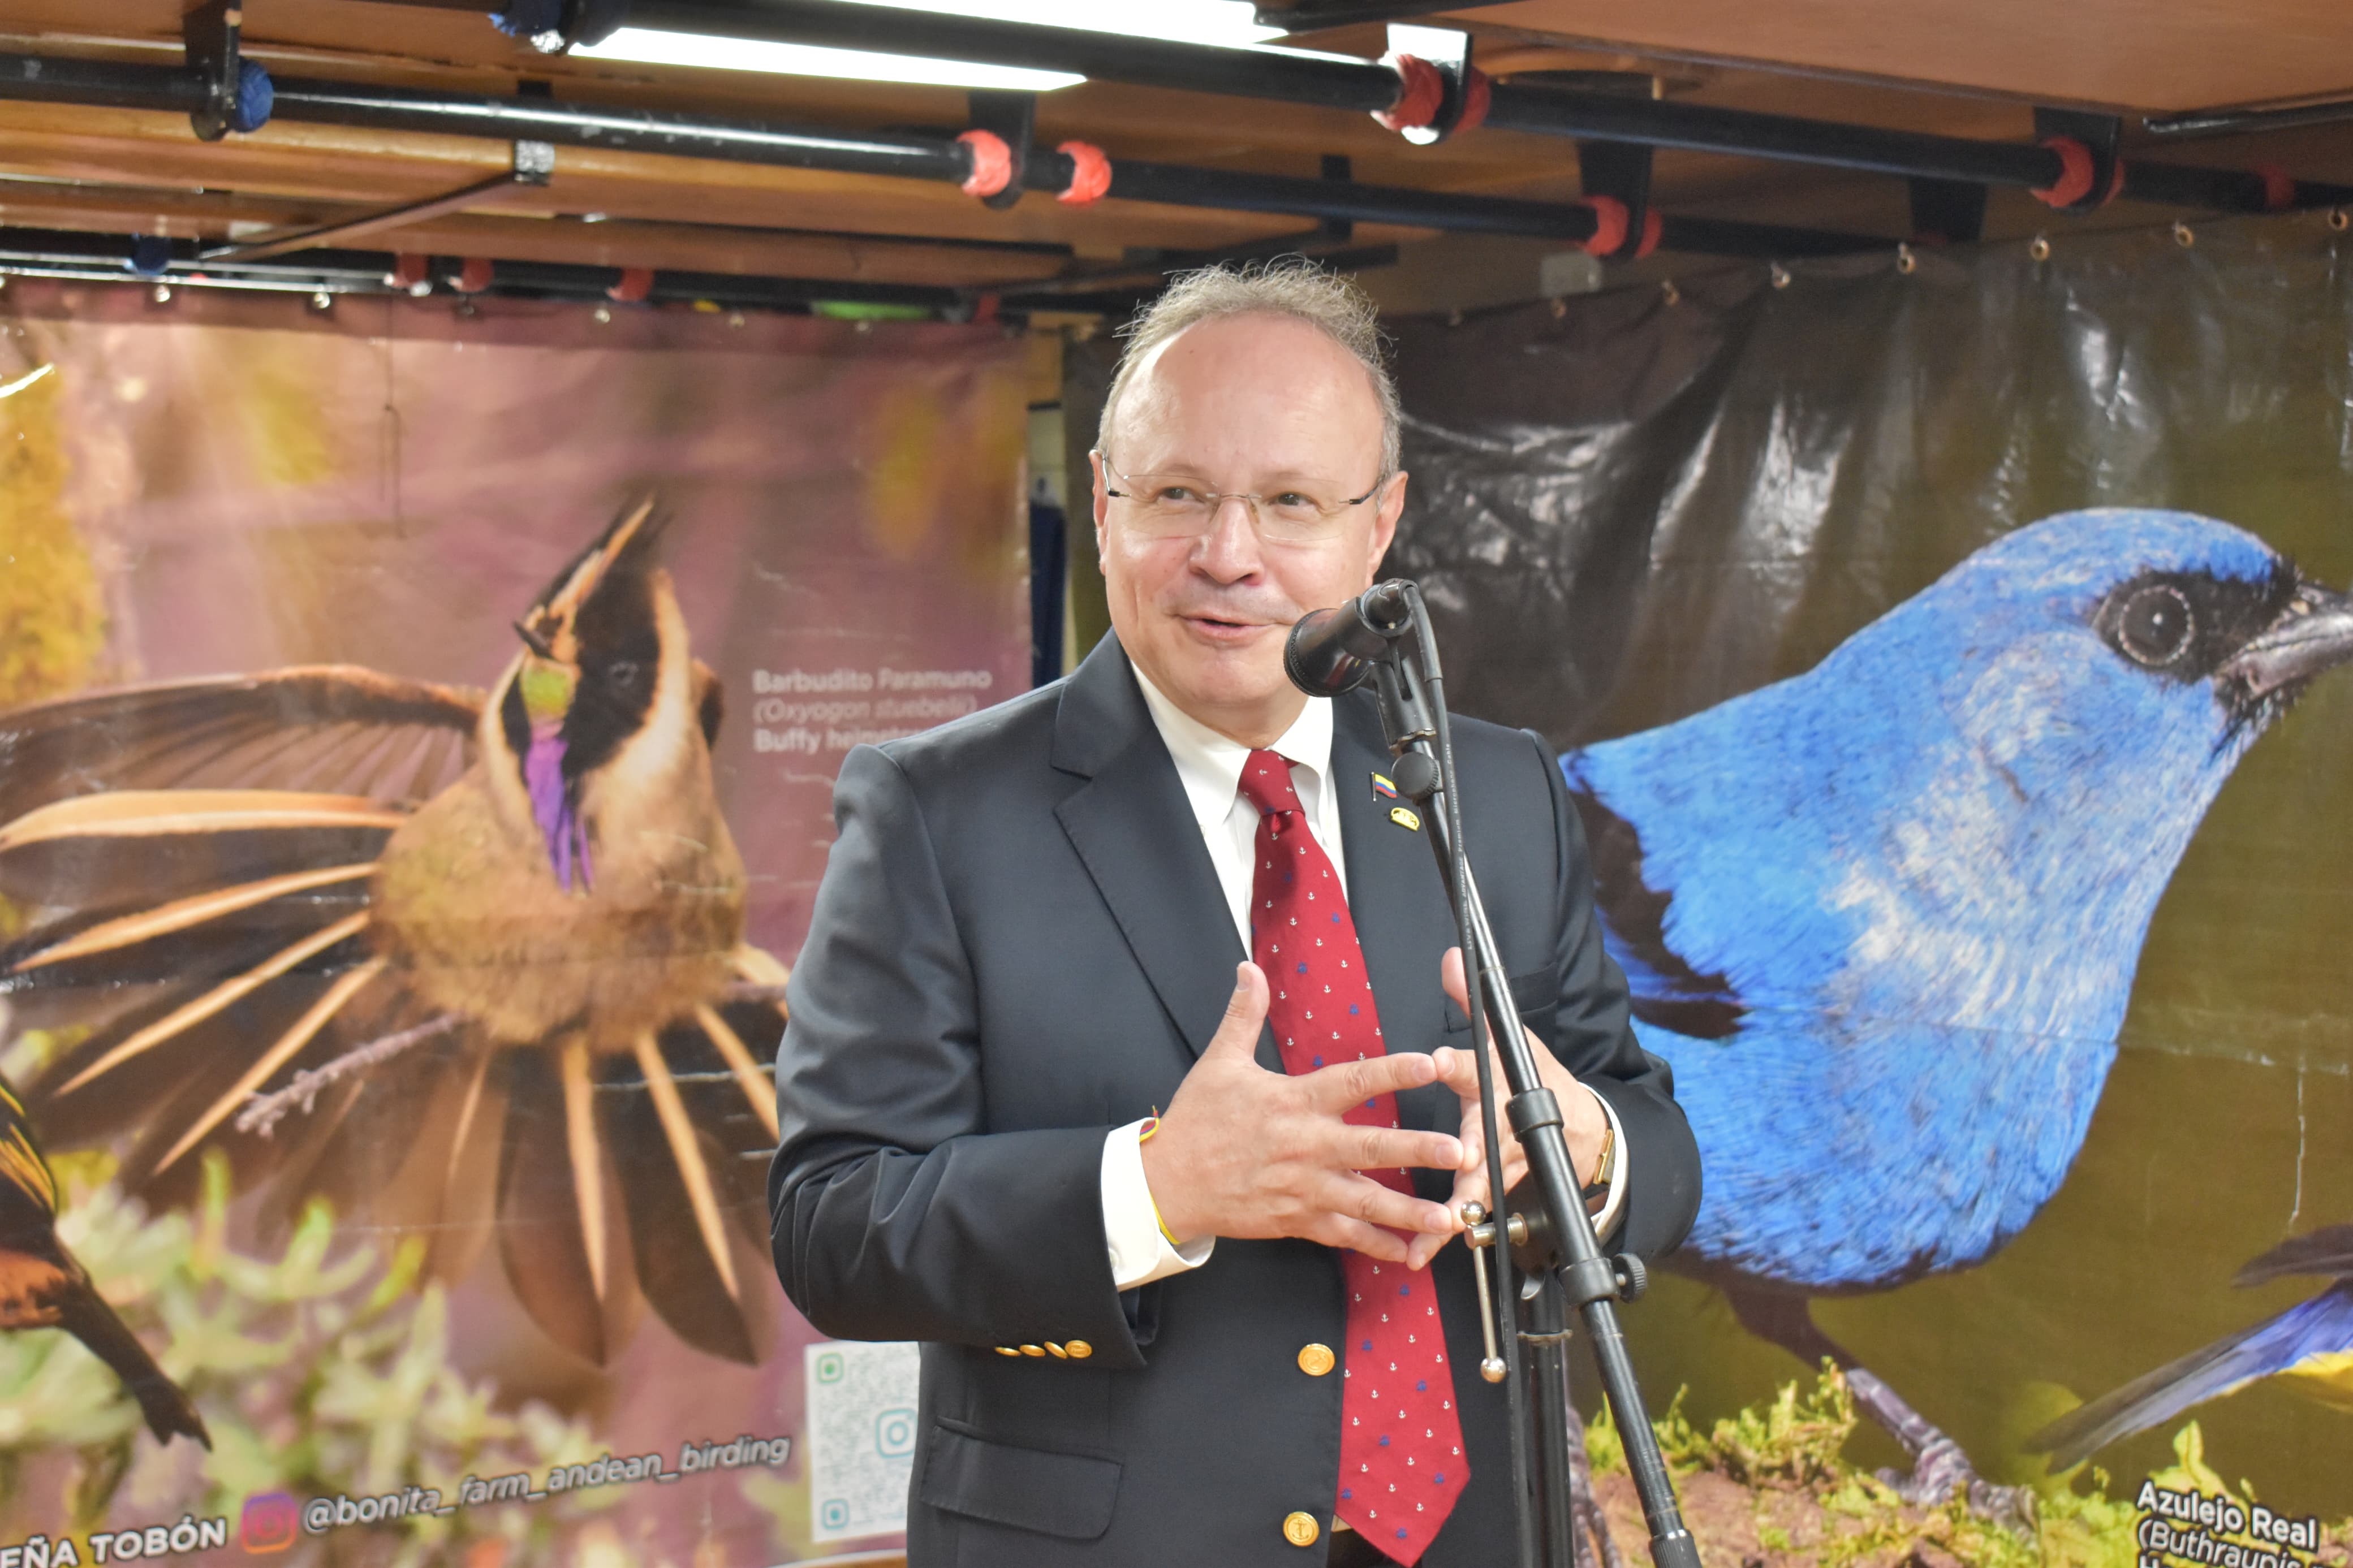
[2117,584,2195,667]
[606,660,640,688]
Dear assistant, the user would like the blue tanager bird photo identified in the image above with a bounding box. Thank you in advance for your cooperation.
[1557,509,2353,1517]
[2029,1223,2353,1466]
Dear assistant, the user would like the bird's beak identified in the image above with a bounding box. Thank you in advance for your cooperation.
[2220,583,2353,699]
[542,497,659,629]
[510,498,662,676]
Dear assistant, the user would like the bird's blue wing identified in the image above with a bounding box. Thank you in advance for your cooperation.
[2030,1281,2353,1466]
[1561,768,1746,1039]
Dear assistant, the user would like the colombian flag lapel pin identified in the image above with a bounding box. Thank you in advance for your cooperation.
[1371,772,1399,802]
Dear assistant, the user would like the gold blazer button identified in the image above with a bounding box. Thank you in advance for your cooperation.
[994,1346,1021,1357]
[1020,1344,1046,1357]
[1063,1340,1093,1359]
[1297,1344,1336,1377]
[1045,1342,1068,1358]
[1282,1512,1322,1548]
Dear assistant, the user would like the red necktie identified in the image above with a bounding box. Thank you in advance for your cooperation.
[1239,749,1466,1566]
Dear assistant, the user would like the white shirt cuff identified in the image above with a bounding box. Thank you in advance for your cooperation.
[1587,1088,1630,1242]
[1102,1118,1216,1290]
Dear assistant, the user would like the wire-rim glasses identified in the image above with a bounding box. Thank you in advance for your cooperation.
[1096,450,1390,544]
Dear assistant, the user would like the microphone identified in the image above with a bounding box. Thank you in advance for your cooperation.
[1285,580,1413,696]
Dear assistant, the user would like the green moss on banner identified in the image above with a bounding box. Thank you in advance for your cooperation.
[0,369,104,708]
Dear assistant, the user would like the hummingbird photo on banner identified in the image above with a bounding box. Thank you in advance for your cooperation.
[0,499,788,1367]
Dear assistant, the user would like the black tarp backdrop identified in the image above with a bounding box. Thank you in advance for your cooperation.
[1386,213,2353,1510]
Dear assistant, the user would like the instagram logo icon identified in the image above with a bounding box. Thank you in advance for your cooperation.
[239,1493,298,1554]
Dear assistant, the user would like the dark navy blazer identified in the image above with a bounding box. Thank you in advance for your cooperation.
[769,634,1700,1567]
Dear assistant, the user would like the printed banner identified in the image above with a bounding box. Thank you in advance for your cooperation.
[1388,213,2353,1564]
[0,282,1031,1566]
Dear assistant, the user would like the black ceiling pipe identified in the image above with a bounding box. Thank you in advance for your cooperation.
[376,0,2353,209]
[2118,161,2295,213]
[277,80,1658,249]
[269,75,1608,237]
[0,57,1877,258]
[0,53,205,113]
[273,74,967,181]
[1063,154,1602,241]
[1251,1,1465,25]
[1480,83,2066,189]
[1033,148,1875,257]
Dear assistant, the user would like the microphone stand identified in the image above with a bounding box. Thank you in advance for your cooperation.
[1357,582,1700,1568]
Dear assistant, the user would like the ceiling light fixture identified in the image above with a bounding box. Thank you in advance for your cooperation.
[571,0,1291,90]
[833,0,1285,49]
[572,31,1084,92]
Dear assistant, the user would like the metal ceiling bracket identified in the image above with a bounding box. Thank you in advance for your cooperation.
[1907,176,1987,244]
[182,0,244,142]
[966,90,1035,210]
[566,0,632,49]
[200,137,555,262]
[495,0,628,53]
[512,137,556,184]
[1321,154,1355,241]
[2031,107,2123,212]
[1576,140,1654,257]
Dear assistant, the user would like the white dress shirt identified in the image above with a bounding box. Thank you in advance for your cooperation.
[1100,669,1627,1289]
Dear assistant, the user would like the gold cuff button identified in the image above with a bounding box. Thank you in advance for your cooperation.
[1020,1344,1046,1357]
[1297,1343,1335,1377]
[1282,1512,1321,1548]
[1045,1342,1068,1359]
[994,1346,1020,1357]
[1064,1340,1093,1359]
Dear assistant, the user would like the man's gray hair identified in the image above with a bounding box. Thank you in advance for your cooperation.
[1096,258,1401,478]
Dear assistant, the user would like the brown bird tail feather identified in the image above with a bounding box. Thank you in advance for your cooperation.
[53,1275,209,1449]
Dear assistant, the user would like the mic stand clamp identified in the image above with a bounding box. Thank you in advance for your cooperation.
[1355,581,1700,1568]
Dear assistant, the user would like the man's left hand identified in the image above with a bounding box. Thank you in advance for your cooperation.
[1406,947,1611,1270]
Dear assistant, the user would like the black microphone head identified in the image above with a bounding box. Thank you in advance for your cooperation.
[1286,581,1416,696]
[1285,608,1375,696]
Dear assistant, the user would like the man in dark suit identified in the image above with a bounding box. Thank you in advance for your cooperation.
[769,260,1700,1567]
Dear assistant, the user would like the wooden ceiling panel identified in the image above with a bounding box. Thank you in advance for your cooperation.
[1452,0,2353,114]
[1,0,2347,306]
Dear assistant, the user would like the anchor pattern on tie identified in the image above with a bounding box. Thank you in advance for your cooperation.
[1239,750,1465,1566]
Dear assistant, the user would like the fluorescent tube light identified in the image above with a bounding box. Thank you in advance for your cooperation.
[572,1,1295,89]
[830,0,1286,49]
[574,29,1086,91]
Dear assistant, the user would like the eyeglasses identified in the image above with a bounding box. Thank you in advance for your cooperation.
[1096,451,1390,544]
